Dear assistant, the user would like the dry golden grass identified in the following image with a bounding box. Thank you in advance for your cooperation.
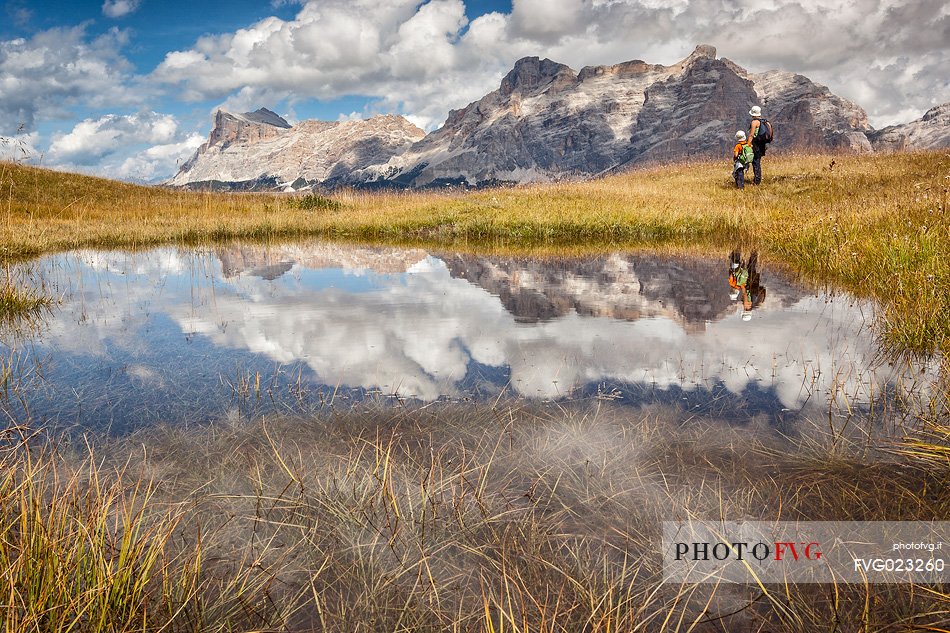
[1,402,942,632]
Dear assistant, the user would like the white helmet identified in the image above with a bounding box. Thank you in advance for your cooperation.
[749,106,762,117]
[741,311,752,321]
[735,130,746,141]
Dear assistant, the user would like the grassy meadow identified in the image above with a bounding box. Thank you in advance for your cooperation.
[1,151,949,631]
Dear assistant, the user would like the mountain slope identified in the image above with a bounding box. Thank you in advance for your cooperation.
[356,45,874,187]
[868,104,950,151]
[169,108,424,190]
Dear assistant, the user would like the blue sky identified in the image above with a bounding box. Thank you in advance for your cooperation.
[1,0,947,182]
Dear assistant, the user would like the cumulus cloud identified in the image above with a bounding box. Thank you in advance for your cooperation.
[152,0,518,129]
[102,0,141,18]
[153,0,949,129]
[114,133,204,181]
[49,112,178,164]
[47,112,203,182]
[0,25,137,134]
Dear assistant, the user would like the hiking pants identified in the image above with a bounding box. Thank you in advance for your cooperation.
[751,145,764,184]
[733,161,746,189]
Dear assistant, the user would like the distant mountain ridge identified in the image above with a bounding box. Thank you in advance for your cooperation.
[169,108,424,190]
[867,104,950,151]
[169,46,948,190]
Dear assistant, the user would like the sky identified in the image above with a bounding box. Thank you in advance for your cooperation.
[0,0,947,182]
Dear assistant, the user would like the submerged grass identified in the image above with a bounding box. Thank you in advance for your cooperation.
[3,402,947,632]
[0,282,49,321]
[2,150,948,354]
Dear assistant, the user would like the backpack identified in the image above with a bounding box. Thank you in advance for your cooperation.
[737,142,754,165]
[730,267,749,289]
[755,119,773,144]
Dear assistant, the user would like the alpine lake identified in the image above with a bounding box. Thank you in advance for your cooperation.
[5,240,950,630]
[1,240,939,438]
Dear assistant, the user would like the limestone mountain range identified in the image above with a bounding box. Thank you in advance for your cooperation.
[169,45,948,190]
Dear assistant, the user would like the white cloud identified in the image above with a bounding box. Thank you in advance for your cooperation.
[47,112,203,182]
[102,0,141,18]
[509,0,586,42]
[0,25,138,134]
[151,0,513,129]
[152,0,949,130]
[0,131,39,162]
[114,133,204,181]
[49,111,179,164]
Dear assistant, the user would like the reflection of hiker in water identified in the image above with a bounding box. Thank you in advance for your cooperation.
[728,250,767,320]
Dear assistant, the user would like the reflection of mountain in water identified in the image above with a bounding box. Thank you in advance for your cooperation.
[442,253,801,330]
[216,245,804,329]
[217,243,430,279]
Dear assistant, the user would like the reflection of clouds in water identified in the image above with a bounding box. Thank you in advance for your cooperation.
[125,364,164,387]
[169,257,919,408]
[73,249,194,277]
[26,248,934,409]
[36,249,218,359]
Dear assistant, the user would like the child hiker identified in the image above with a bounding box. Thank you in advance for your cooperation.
[732,130,754,189]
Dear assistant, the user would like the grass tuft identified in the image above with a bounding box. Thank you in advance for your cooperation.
[294,193,344,211]
[0,282,49,319]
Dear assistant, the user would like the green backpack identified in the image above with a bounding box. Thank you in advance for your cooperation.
[737,143,754,166]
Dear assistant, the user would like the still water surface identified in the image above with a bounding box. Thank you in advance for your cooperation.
[1,242,937,433]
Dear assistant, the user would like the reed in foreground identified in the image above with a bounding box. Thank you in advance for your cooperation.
[5,401,948,632]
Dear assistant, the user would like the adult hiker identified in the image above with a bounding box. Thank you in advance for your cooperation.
[747,106,774,185]
[732,131,754,189]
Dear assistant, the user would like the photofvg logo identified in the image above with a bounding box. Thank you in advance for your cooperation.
[662,521,950,584]
[673,539,823,564]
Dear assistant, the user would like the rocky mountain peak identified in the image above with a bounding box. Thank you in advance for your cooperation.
[236,107,292,128]
[689,44,717,60]
[169,109,424,189]
[869,101,950,151]
[922,103,950,121]
[500,57,576,95]
[206,108,294,150]
[678,44,717,69]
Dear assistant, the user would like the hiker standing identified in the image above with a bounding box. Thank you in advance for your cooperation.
[732,131,753,189]
[747,106,773,185]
